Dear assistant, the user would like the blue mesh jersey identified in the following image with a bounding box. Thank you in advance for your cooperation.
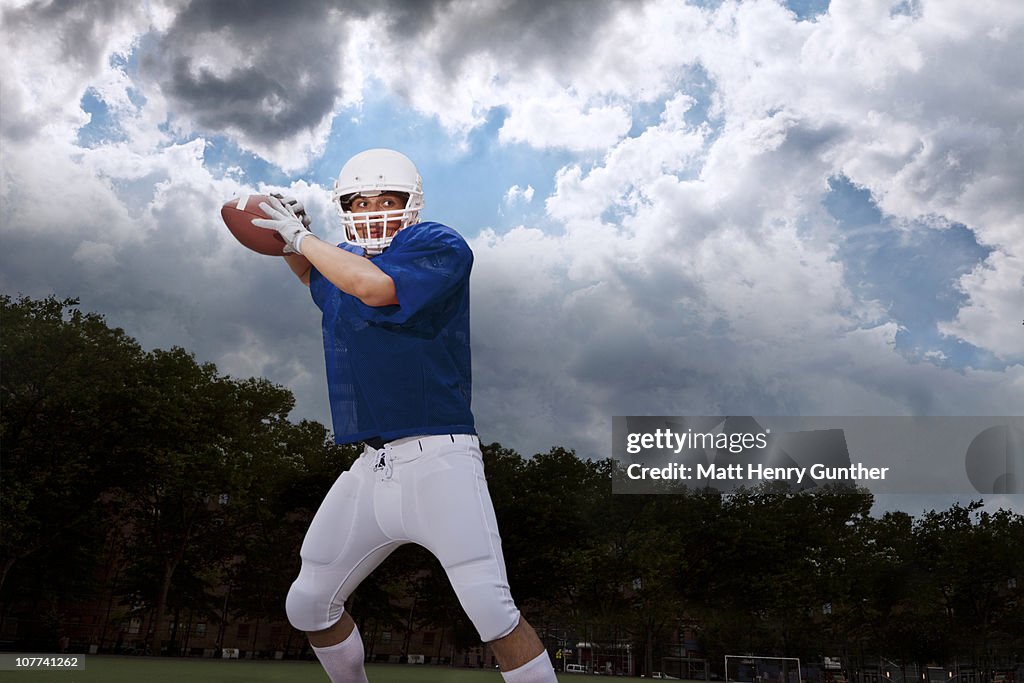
[309,221,476,445]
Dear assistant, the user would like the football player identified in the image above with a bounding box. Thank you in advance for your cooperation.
[254,149,556,683]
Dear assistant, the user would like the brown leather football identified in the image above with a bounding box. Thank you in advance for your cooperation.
[220,194,287,256]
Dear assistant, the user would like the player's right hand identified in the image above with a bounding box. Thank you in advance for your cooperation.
[254,195,319,255]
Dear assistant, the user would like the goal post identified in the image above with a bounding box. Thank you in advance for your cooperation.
[725,655,802,683]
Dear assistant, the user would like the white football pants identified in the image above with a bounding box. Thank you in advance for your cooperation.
[285,434,521,642]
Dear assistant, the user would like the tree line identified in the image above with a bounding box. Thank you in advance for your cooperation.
[1,294,1021,672]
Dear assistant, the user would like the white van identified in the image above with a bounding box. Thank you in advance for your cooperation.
[566,664,589,674]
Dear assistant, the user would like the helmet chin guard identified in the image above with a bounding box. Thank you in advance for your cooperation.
[332,149,424,254]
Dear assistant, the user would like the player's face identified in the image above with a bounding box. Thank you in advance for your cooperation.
[346,192,409,239]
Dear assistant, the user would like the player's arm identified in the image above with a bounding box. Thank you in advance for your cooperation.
[283,253,313,286]
[254,196,397,306]
[300,239,398,306]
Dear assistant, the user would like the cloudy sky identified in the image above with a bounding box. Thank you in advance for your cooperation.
[2,0,1021,508]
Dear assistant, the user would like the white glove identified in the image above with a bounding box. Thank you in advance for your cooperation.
[253,195,319,255]
[270,192,312,230]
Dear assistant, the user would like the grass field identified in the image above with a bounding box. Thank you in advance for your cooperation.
[0,656,619,682]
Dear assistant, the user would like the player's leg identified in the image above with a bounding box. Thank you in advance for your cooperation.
[487,618,552,675]
[307,609,355,647]
[407,435,556,682]
[305,611,367,683]
[286,452,401,682]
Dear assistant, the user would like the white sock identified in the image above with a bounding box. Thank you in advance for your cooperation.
[311,625,369,683]
[502,650,557,683]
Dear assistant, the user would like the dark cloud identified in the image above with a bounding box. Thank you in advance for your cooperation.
[425,0,628,77]
[141,0,348,145]
[169,0,325,33]
[162,55,338,142]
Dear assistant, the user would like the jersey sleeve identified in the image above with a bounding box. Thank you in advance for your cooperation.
[354,224,472,326]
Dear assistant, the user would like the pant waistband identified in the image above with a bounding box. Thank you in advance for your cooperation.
[363,433,477,452]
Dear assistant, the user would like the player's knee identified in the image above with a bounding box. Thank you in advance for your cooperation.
[284,580,317,632]
[464,589,519,642]
[285,575,341,633]
[447,566,520,642]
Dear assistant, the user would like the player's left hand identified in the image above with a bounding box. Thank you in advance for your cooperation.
[270,192,312,230]
[254,195,319,255]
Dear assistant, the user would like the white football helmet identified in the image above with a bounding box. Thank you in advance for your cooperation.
[332,148,424,255]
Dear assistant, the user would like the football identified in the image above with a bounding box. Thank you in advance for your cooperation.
[220,194,287,256]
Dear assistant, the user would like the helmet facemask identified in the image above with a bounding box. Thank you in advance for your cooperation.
[337,191,420,255]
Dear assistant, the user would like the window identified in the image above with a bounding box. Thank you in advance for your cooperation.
[128,618,141,635]
[196,623,207,636]
[381,631,392,643]
[423,632,435,646]
[237,624,250,638]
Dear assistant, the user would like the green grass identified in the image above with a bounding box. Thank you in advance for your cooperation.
[0,656,618,682]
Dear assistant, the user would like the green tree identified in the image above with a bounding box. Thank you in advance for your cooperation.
[1,295,144,645]
[912,502,1024,664]
[114,348,299,652]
